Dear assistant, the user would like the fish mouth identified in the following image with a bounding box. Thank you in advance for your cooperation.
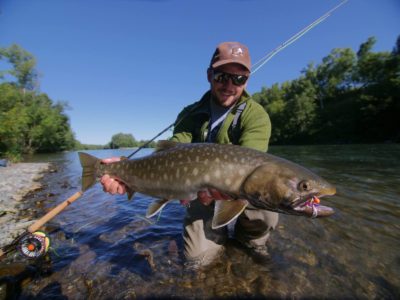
[292,196,335,218]
[290,187,336,218]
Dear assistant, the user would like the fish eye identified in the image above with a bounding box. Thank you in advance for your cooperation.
[298,180,311,192]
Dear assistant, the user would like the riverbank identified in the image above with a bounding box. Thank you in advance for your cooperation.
[0,162,51,248]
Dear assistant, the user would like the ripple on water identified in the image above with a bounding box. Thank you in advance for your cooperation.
[2,145,399,299]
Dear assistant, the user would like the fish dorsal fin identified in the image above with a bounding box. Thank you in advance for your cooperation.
[146,199,173,218]
[155,140,180,153]
[212,199,248,229]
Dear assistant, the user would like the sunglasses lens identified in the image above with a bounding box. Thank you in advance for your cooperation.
[213,71,247,86]
[213,72,228,83]
[232,75,247,85]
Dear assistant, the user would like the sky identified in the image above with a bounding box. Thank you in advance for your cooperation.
[0,0,399,145]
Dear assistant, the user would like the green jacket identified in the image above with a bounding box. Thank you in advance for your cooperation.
[171,90,271,152]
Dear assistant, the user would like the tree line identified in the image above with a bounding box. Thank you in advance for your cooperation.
[1,37,398,160]
[0,45,154,160]
[0,45,75,160]
[253,36,400,144]
[75,133,156,150]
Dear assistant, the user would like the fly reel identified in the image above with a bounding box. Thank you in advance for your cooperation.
[18,231,50,259]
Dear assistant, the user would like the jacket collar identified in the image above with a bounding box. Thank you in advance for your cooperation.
[194,90,250,116]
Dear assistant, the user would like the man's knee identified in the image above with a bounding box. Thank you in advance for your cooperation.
[183,200,228,264]
[234,209,279,242]
[183,219,226,264]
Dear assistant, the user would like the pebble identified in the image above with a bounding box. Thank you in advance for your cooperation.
[0,162,50,249]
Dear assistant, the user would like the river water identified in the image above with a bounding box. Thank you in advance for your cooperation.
[2,144,400,299]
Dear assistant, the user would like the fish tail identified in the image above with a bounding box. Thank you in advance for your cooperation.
[78,152,100,191]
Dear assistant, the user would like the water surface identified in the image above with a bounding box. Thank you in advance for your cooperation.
[3,144,400,299]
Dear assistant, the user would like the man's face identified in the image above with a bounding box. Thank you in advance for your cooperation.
[207,63,250,108]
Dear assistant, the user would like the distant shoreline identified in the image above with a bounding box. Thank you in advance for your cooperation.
[0,162,51,249]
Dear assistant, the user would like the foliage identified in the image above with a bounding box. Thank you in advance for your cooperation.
[108,133,138,149]
[73,138,157,151]
[0,83,76,156]
[138,140,157,148]
[73,140,109,150]
[253,35,400,144]
[0,44,38,91]
[0,45,76,159]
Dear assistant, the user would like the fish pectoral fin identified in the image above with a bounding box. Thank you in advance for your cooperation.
[212,199,248,229]
[126,187,135,200]
[146,199,173,218]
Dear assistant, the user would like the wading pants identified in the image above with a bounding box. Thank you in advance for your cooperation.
[183,199,279,266]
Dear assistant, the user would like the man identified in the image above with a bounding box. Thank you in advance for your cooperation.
[101,42,278,266]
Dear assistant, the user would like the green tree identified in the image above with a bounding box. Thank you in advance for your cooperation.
[252,35,400,144]
[354,36,400,141]
[357,37,376,59]
[0,44,38,91]
[109,133,137,148]
[253,83,288,143]
[0,44,77,159]
[392,35,400,56]
[313,48,356,104]
[283,77,318,142]
[26,97,75,152]
[138,140,157,148]
[0,83,29,156]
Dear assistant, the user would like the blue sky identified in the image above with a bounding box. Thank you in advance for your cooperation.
[1,0,399,145]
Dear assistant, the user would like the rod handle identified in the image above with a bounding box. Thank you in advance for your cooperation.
[28,191,83,233]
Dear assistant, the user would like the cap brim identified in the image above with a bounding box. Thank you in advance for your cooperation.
[212,59,251,71]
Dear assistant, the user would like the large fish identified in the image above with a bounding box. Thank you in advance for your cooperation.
[79,141,336,228]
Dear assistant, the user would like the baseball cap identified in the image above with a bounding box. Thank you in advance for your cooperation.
[209,42,251,71]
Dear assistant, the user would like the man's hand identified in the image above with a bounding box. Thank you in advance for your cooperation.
[100,157,126,195]
[187,188,232,206]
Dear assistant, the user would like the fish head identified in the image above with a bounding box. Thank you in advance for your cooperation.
[241,158,336,218]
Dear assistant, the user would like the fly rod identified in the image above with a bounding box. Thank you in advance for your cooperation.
[0,0,348,260]
[127,0,348,157]
[0,191,83,259]
[251,0,348,74]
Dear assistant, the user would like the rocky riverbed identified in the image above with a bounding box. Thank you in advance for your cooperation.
[0,163,51,249]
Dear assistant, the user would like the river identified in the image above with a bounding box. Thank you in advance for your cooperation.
[2,144,400,299]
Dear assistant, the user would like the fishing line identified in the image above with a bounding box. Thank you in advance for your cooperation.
[251,0,348,74]
[251,18,326,74]
[127,0,348,159]
[127,121,175,159]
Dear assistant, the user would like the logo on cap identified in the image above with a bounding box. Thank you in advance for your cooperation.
[231,47,244,57]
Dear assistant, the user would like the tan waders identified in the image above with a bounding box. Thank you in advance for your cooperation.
[183,199,278,266]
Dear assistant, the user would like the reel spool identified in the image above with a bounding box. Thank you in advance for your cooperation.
[18,231,50,259]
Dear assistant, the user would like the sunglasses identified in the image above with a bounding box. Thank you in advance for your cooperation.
[212,71,249,86]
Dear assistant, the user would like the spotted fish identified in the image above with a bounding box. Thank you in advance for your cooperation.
[78,141,336,228]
